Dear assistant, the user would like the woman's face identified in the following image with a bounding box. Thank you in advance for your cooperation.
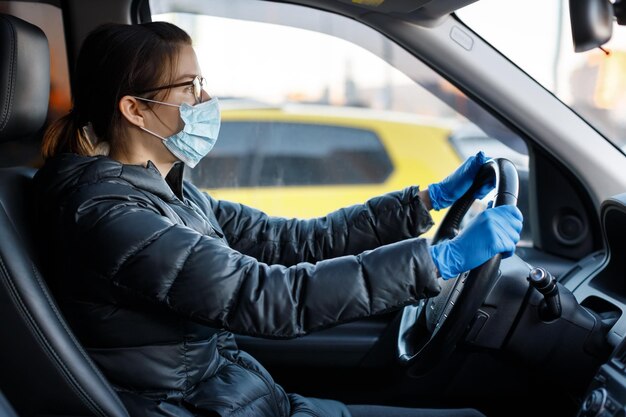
[147,44,205,133]
[133,44,208,166]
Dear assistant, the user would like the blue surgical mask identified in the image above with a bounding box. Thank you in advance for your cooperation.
[134,96,221,168]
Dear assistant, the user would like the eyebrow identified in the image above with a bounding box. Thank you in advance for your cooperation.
[173,74,199,83]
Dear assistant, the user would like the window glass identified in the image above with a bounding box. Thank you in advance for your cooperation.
[188,125,253,189]
[457,0,626,153]
[152,0,530,243]
[188,122,392,188]
[0,1,71,168]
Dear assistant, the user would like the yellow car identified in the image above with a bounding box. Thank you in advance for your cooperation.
[186,102,464,235]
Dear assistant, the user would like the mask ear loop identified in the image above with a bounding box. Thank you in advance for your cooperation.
[133,96,182,142]
[139,126,168,142]
[133,96,181,108]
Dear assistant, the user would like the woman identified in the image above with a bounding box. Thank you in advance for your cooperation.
[33,21,522,417]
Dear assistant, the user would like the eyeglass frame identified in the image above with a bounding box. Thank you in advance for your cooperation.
[136,75,208,104]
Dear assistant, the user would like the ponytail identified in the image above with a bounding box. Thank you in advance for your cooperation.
[41,112,95,159]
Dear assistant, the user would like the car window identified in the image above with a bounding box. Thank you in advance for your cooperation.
[0,1,71,168]
[188,121,392,188]
[457,0,626,154]
[163,0,531,241]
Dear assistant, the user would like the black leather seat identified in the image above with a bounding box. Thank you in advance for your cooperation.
[0,14,129,417]
[0,390,19,417]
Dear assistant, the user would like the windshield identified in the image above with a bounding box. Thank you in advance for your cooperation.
[457,0,626,152]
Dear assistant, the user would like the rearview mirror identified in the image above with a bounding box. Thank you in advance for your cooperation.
[569,0,613,52]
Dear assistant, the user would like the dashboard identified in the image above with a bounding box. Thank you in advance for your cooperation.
[561,193,626,417]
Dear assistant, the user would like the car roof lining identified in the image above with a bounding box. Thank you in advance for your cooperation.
[270,0,476,23]
[2,0,61,7]
[145,0,475,27]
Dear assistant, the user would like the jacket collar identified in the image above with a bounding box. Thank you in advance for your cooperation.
[36,154,188,204]
[118,160,186,201]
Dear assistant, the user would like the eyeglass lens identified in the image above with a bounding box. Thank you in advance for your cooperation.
[194,76,207,103]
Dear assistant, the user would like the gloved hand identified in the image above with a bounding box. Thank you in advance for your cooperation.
[429,205,523,279]
[428,151,494,211]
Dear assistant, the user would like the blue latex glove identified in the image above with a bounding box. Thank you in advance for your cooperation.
[429,205,523,279]
[428,151,494,211]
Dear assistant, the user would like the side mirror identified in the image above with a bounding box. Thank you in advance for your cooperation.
[569,0,613,52]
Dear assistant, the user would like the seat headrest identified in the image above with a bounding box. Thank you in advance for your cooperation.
[0,14,50,143]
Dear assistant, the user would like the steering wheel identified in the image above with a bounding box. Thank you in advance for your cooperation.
[396,158,519,374]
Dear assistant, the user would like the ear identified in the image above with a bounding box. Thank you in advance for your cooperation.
[119,95,147,128]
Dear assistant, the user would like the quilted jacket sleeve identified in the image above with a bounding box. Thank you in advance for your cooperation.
[195,185,435,266]
[72,183,441,339]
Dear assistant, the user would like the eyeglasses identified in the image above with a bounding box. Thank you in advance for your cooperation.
[137,75,208,104]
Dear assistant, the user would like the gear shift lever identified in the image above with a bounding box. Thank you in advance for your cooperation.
[527,266,562,321]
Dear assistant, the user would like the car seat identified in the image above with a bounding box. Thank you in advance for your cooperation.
[0,390,19,417]
[0,13,129,417]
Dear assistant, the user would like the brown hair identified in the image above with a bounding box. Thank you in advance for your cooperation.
[41,21,192,159]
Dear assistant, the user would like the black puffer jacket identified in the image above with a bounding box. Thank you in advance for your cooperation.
[33,153,441,417]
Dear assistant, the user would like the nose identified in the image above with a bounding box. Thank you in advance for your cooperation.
[200,89,211,103]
